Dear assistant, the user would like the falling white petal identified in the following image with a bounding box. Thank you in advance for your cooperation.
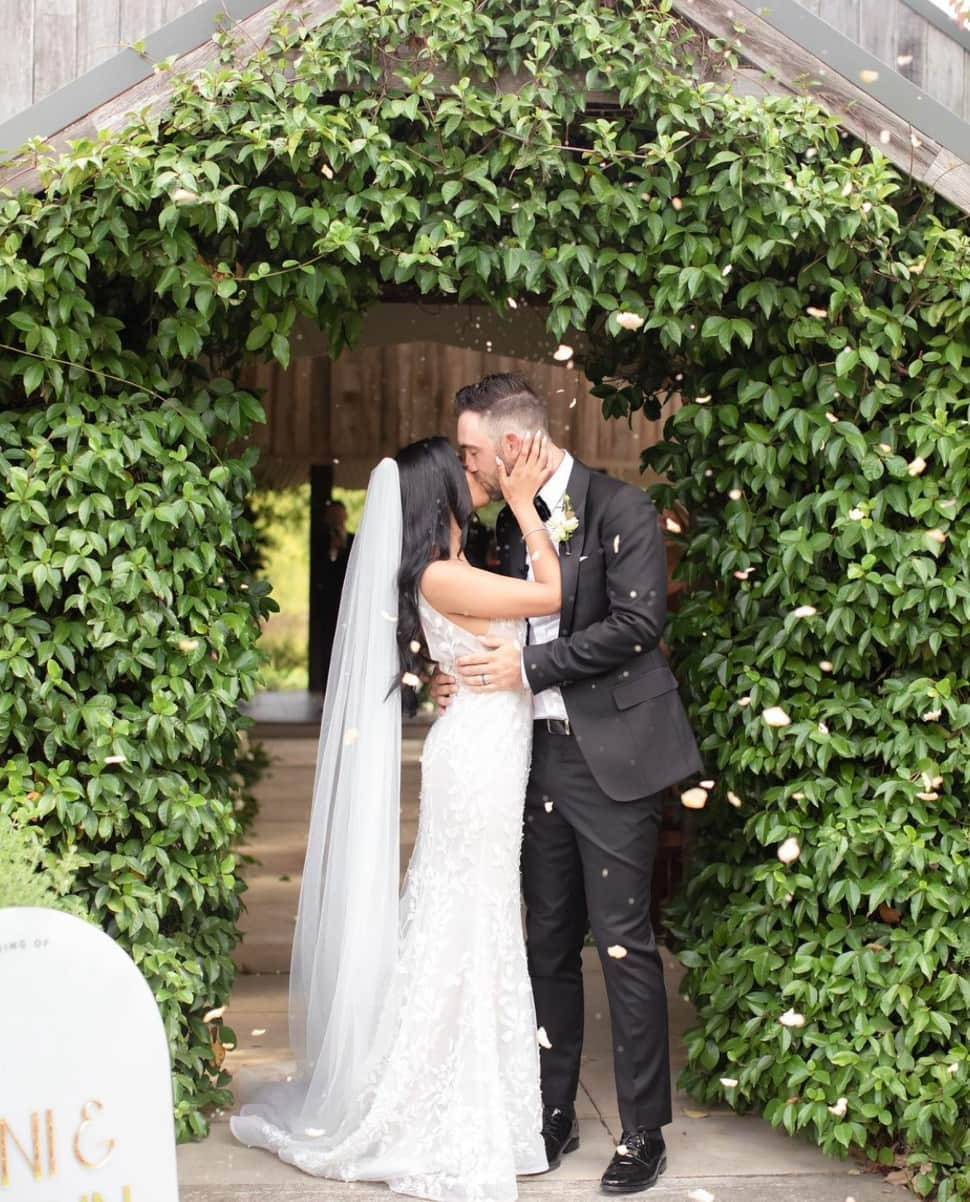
[779,1008,806,1028]
[615,311,645,331]
[907,455,927,476]
[792,605,817,618]
[720,1077,739,1088]
[681,786,709,810]
[762,706,791,728]
[607,945,628,959]
[401,672,421,689]
[343,728,359,746]
[827,1096,848,1118]
[778,836,801,864]
[553,344,574,362]
[202,1006,226,1023]
[537,1026,552,1049]
[727,791,742,808]
[688,1190,716,1202]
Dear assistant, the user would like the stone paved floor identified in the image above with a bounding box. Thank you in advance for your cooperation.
[177,735,903,1202]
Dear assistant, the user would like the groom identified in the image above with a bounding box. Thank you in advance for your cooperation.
[434,373,703,1193]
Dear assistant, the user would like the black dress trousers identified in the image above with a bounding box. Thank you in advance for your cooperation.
[521,726,672,1133]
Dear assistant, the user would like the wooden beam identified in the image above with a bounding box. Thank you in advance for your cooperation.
[0,0,340,194]
[669,0,970,213]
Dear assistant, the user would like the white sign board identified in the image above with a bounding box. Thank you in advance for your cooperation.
[0,907,179,1201]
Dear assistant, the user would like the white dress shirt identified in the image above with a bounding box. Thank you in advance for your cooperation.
[523,451,574,721]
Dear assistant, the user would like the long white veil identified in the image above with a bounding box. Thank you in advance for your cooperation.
[232,456,403,1142]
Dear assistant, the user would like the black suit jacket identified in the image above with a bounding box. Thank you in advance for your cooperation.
[496,458,703,802]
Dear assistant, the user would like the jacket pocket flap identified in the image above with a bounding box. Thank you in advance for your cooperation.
[613,666,679,710]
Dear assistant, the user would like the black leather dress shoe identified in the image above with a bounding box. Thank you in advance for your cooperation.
[601,1128,667,1193]
[540,1105,580,1171]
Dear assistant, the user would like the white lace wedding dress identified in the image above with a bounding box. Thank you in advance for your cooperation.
[230,597,546,1202]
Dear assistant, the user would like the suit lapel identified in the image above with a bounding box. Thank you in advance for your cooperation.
[558,458,590,635]
[496,505,526,578]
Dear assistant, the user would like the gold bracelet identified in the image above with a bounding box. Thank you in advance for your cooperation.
[521,526,548,540]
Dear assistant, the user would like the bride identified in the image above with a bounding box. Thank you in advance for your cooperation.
[231,432,561,1202]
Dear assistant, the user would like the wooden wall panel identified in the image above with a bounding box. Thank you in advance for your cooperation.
[794,0,970,119]
[238,344,679,491]
[0,0,36,122]
[0,0,202,123]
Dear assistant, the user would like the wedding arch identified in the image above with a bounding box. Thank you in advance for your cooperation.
[0,0,966,1194]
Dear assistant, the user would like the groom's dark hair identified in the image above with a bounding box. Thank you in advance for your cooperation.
[455,372,548,435]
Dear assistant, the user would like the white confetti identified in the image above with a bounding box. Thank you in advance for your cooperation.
[536,1026,552,1049]
[762,706,791,728]
[681,786,708,810]
[688,1190,716,1202]
[544,800,554,813]
[827,1096,848,1117]
[695,394,712,404]
[401,672,422,689]
[664,516,683,533]
[553,344,574,362]
[202,1006,226,1023]
[343,728,359,746]
[779,1008,806,1028]
[737,696,752,708]
[859,68,879,84]
[727,791,742,808]
[819,661,833,672]
[848,507,865,521]
[806,306,828,319]
[879,129,891,145]
[792,605,817,618]
[720,1077,738,1088]
[104,754,127,765]
[171,187,199,204]
[728,488,743,501]
[615,311,645,331]
[734,568,755,580]
[607,944,628,959]
[907,455,927,476]
[409,639,422,654]
[251,1028,267,1037]
[613,534,621,554]
[778,836,801,864]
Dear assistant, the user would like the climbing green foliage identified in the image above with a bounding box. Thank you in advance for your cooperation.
[0,0,965,1188]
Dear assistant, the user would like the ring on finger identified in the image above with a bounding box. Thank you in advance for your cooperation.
[480,673,488,687]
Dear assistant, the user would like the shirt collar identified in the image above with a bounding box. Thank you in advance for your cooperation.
[539,449,574,512]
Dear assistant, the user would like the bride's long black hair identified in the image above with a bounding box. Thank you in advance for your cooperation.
[395,437,473,714]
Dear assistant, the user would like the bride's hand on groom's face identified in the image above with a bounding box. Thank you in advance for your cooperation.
[456,638,523,693]
[497,432,552,510]
[429,667,457,715]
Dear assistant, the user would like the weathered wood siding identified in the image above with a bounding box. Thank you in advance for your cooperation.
[239,344,678,491]
[0,0,204,123]
[4,0,969,128]
[795,0,970,119]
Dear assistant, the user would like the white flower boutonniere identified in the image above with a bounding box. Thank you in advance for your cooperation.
[547,494,580,554]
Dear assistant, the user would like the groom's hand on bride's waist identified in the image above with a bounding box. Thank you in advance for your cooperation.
[456,638,523,693]
[429,667,457,714]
